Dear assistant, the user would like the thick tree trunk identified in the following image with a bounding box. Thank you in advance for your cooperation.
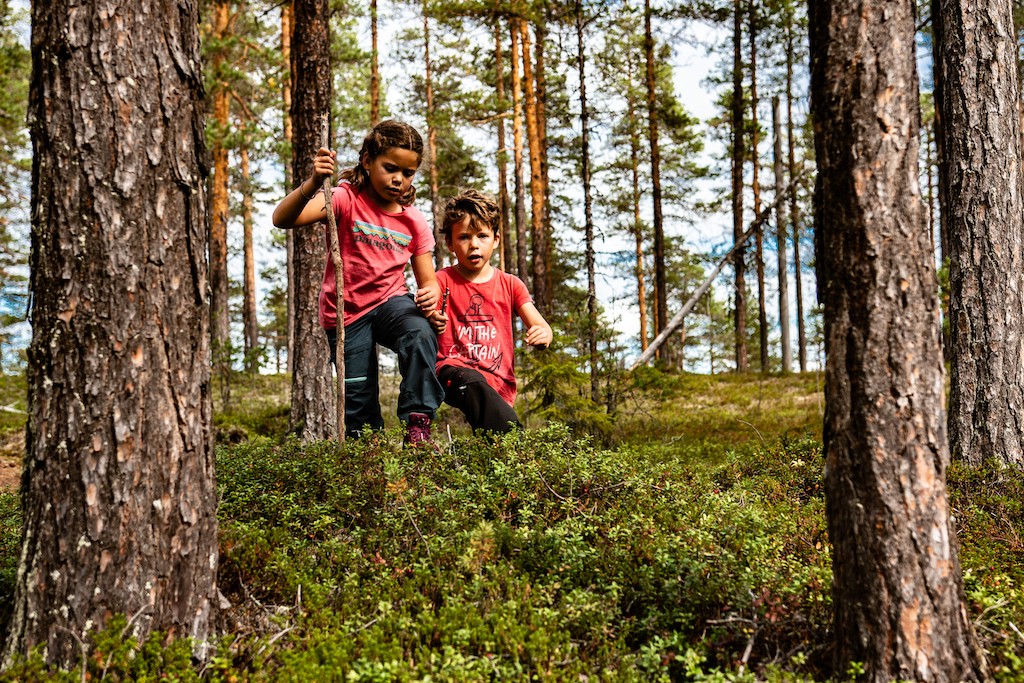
[494,20,512,273]
[731,0,748,372]
[785,13,806,372]
[290,0,336,441]
[282,0,296,374]
[772,96,791,373]
[809,1,988,679]
[423,0,443,269]
[749,4,768,373]
[509,19,529,282]
[938,0,1024,468]
[370,0,379,125]
[4,0,217,667]
[644,0,666,350]
[576,2,598,403]
[210,0,232,383]
[241,142,259,374]
[520,20,548,312]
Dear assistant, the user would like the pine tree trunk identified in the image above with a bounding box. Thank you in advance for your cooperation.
[3,0,217,666]
[576,1,598,403]
[731,0,748,372]
[282,0,296,374]
[494,20,512,274]
[809,1,988,678]
[370,0,379,125]
[520,20,548,311]
[785,13,806,372]
[422,0,443,269]
[749,4,768,373]
[290,0,336,441]
[628,63,649,353]
[241,142,259,374]
[534,10,552,302]
[938,0,1024,468]
[644,0,667,350]
[772,96,791,373]
[509,18,529,282]
[210,0,232,388]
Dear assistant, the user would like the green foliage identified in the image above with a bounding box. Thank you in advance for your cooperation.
[0,487,20,644]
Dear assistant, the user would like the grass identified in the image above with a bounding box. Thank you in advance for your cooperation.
[1,368,1023,680]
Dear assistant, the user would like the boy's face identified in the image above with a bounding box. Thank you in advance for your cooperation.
[447,216,497,273]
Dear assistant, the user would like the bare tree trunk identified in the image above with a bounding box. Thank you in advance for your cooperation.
[785,12,806,372]
[494,19,512,273]
[370,0,380,125]
[628,60,649,352]
[422,0,443,269]
[576,1,598,403]
[809,1,988,678]
[749,2,768,373]
[210,0,232,389]
[931,0,951,363]
[731,0,748,372]
[520,19,548,311]
[938,0,1024,468]
[772,96,791,373]
[241,141,259,374]
[535,9,552,301]
[290,0,337,441]
[644,0,667,351]
[4,0,217,666]
[282,0,296,374]
[510,18,529,282]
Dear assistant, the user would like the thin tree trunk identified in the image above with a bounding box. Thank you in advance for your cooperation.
[628,63,648,353]
[290,0,337,441]
[925,106,936,254]
[241,141,259,374]
[731,0,748,372]
[644,0,667,350]
[809,1,988,678]
[210,0,232,388]
[282,0,295,374]
[535,8,552,301]
[576,1,598,403]
[931,0,951,362]
[939,0,1024,468]
[423,0,443,269]
[510,18,529,282]
[370,0,380,125]
[749,2,767,373]
[785,12,806,372]
[772,96,791,373]
[4,0,217,665]
[495,19,512,273]
[520,19,548,310]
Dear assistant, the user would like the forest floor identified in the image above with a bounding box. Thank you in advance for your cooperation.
[0,375,24,492]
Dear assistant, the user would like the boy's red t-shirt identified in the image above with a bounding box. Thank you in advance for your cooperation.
[434,267,532,406]
[318,182,435,329]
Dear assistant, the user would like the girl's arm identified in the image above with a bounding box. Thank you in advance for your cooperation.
[518,302,552,349]
[272,147,337,228]
[410,252,440,313]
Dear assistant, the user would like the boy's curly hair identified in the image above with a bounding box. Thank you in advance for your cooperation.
[441,189,500,239]
[340,120,423,206]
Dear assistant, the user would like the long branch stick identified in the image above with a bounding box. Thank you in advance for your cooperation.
[630,172,807,370]
[320,114,345,443]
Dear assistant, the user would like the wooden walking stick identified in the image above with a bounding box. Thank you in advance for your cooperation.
[320,113,346,443]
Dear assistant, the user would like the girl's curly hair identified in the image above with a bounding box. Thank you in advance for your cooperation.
[441,188,501,239]
[339,120,423,206]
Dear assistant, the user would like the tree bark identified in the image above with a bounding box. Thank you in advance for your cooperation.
[809,1,988,679]
[731,0,748,372]
[576,1,598,403]
[282,0,296,375]
[370,0,380,125]
[509,18,529,282]
[534,8,552,302]
[938,0,1024,468]
[494,19,513,274]
[422,0,443,269]
[772,96,791,373]
[785,10,806,372]
[644,0,666,350]
[241,141,259,374]
[628,55,649,353]
[210,0,232,384]
[520,19,548,312]
[4,0,217,666]
[748,2,768,373]
[290,0,337,441]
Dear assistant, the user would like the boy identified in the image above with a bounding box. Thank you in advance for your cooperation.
[428,189,552,432]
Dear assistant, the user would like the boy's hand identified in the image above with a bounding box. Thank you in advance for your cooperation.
[427,310,448,335]
[525,325,552,349]
[415,281,439,313]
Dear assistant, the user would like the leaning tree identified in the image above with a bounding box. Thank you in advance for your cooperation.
[3,0,218,668]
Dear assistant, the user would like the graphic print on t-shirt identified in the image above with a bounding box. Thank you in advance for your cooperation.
[453,293,503,373]
[352,219,411,254]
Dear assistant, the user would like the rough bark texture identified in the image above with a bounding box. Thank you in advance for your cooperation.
[494,20,512,274]
[644,0,666,347]
[772,96,791,373]
[937,0,1024,468]
[749,6,768,372]
[808,1,988,679]
[509,18,528,282]
[282,1,295,374]
[370,0,379,125]
[731,0,748,372]
[290,0,336,441]
[520,20,548,312]
[4,0,217,667]
[209,1,231,372]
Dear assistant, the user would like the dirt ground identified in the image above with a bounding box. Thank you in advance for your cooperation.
[0,430,22,491]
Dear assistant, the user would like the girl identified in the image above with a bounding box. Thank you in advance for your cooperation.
[272,120,443,444]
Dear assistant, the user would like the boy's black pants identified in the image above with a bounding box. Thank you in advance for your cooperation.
[438,364,521,434]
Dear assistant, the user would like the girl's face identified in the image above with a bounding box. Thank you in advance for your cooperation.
[362,147,420,210]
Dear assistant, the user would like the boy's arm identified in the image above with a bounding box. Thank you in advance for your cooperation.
[518,302,552,349]
[411,252,440,313]
[272,147,336,228]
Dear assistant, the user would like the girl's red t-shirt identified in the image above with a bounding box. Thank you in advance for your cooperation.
[318,182,435,329]
[434,267,532,405]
